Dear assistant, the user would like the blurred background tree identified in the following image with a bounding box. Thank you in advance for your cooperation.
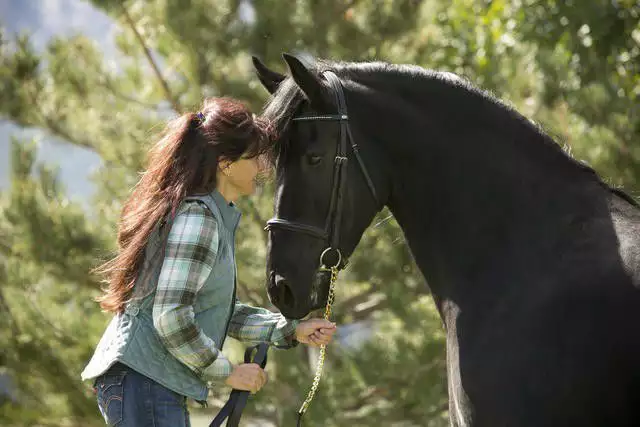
[0,0,637,426]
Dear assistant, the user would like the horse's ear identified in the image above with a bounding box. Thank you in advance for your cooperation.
[282,53,327,110]
[252,56,285,94]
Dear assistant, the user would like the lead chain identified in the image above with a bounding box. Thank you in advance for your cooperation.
[297,265,338,418]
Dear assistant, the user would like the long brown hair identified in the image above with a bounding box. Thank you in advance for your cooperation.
[96,97,273,313]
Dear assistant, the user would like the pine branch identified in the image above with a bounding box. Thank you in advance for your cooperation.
[0,237,10,255]
[1,292,92,415]
[351,299,388,322]
[42,116,95,150]
[338,289,380,313]
[22,83,98,152]
[120,3,182,113]
[0,288,20,337]
[94,67,160,109]
[18,338,95,418]
[342,386,386,412]
[66,41,160,110]
[25,293,80,347]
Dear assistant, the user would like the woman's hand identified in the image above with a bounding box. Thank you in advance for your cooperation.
[224,363,268,393]
[295,319,337,347]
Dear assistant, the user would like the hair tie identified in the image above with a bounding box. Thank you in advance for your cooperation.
[196,111,206,124]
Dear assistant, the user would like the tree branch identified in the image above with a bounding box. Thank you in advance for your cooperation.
[42,116,95,150]
[25,293,80,347]
[0,288,20,337]
[96,71,160,109]
[351,299,388,322]
[71,41,160,110]
[21,82,99,153]
[337,289,380,313]
[120,3,182,113]
[342,386,386,412]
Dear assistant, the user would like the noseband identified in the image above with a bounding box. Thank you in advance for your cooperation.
[264,70,380,269]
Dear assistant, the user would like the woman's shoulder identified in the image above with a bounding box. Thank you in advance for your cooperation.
[165,200,220,250]
[171,199,218,231]
[176,198,213,216]
[178,193,224,218]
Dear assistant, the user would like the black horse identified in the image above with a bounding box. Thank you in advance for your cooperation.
[253,54,640,426]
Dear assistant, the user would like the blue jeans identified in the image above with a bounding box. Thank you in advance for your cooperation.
[94,362,191,427]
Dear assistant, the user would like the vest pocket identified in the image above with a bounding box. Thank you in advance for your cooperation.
[96,371,126,426]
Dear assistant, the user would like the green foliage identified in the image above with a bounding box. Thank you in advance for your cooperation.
[0,0,638,426]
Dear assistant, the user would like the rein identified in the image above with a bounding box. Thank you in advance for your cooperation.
[209,343,269,427]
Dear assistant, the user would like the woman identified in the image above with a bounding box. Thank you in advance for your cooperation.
[81,97,337,426]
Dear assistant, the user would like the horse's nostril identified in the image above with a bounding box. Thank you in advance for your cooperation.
[273,274,287,290]
[280,280,295,307]
[270,274,295,308]
[268,272,279,304]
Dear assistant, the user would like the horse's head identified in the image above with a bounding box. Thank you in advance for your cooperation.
[253,54,385,319]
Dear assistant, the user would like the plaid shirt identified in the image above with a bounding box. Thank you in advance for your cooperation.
[152,201,298,384]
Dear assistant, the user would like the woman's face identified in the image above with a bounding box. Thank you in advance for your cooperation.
[222,156,269,196]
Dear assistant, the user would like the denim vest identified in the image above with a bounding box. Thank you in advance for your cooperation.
[81,190,241,402]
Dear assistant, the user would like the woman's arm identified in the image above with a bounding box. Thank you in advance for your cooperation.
[227,302,300,349]
[152,202,233,383]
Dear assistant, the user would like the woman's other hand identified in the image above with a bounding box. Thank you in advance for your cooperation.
[224,363,267,393]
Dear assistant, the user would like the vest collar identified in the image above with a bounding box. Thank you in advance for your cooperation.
[209,189,242,231]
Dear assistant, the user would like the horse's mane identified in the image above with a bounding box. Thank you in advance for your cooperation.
[261,59,639,207]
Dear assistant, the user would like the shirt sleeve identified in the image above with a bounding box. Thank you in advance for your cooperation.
[227,301,300,349]
[152,201,232,384]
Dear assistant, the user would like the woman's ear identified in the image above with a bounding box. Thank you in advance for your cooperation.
[218,160,232,175]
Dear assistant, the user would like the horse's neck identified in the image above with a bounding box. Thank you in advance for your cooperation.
[374,95,607,308]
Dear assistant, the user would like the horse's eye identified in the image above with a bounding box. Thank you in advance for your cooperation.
[307,154,323,166]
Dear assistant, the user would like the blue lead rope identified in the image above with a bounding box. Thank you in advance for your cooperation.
[209,342,269,427]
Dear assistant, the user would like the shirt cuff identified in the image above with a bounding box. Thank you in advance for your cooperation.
[270,316,300,349]
[202,354,234,384]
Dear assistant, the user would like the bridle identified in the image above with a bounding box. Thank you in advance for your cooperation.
[264,69,381,426]
[264,70,380,270]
